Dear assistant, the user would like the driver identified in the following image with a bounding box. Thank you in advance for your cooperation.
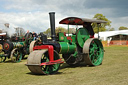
[83,22,94,38]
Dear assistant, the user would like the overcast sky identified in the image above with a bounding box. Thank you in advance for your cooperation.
[0,0,128,34]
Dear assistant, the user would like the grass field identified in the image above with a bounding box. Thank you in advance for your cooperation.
[0,46,128,85]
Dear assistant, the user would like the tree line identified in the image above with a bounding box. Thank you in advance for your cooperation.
[43,27,76,37]
[1,13,127,37]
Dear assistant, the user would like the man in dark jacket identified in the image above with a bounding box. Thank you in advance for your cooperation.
[32,31,38,40]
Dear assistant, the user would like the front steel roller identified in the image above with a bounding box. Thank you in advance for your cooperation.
[29,40,42,53]
[29,41,36,53]
[27,49,60,75]
[83,38,104,66]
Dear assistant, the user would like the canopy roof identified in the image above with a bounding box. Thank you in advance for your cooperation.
[59,17,107,25]
[0,33,6,36]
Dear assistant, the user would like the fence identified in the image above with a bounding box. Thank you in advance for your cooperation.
[102,40,128,46]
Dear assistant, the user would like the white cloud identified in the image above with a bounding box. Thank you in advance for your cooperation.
[0,12,49,32]
[0,0,128,35]
[5,0,36,11]
[0,11,70,34]
[111,16,128,29]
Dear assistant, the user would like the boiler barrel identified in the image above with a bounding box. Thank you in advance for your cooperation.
[59,42,76,54]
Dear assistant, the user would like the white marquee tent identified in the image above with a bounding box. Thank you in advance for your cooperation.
[94,30,128,41]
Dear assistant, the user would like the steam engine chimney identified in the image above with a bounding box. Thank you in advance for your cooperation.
[49,12,56,41]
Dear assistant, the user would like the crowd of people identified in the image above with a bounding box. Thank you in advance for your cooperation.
[25,30,38,40]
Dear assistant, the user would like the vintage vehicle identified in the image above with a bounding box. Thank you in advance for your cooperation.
[26,12,107,74]
[0,32,33,63]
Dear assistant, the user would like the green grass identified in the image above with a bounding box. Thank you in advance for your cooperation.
[0,46,128,85]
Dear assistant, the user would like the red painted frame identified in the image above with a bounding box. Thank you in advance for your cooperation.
[33,45,54,61]
[33,45,64,65]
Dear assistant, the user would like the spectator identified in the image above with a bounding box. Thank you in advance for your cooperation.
[32,31,38,40]
[24,30,29,37]
[107,37,112,46]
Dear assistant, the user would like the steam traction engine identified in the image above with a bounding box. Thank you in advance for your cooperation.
[26,12,107,74]
[0,32,33,62]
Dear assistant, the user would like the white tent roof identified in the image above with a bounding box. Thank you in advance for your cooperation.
[94,30,128,40]
[0,33,6,36]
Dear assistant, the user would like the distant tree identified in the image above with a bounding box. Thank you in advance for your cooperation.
[14,27,25,37]
[119,26,128,30]
[108,28,115,31]
[55,27,66,34]
[92,13,111,33]
[43,27,67,37]
[66,28,76,34]
[20,28,25,36]
[43,27,77,38]
[0,30,2,33]
[43,28,51,37]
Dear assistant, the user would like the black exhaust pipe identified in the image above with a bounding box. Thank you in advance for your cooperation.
[49,12,56,41]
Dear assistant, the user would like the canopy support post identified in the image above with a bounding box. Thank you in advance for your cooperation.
[68,24,69,36]
[76,24,78,33]
[98,23,100,39]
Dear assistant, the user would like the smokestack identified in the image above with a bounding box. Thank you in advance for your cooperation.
[49,12,56,41]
